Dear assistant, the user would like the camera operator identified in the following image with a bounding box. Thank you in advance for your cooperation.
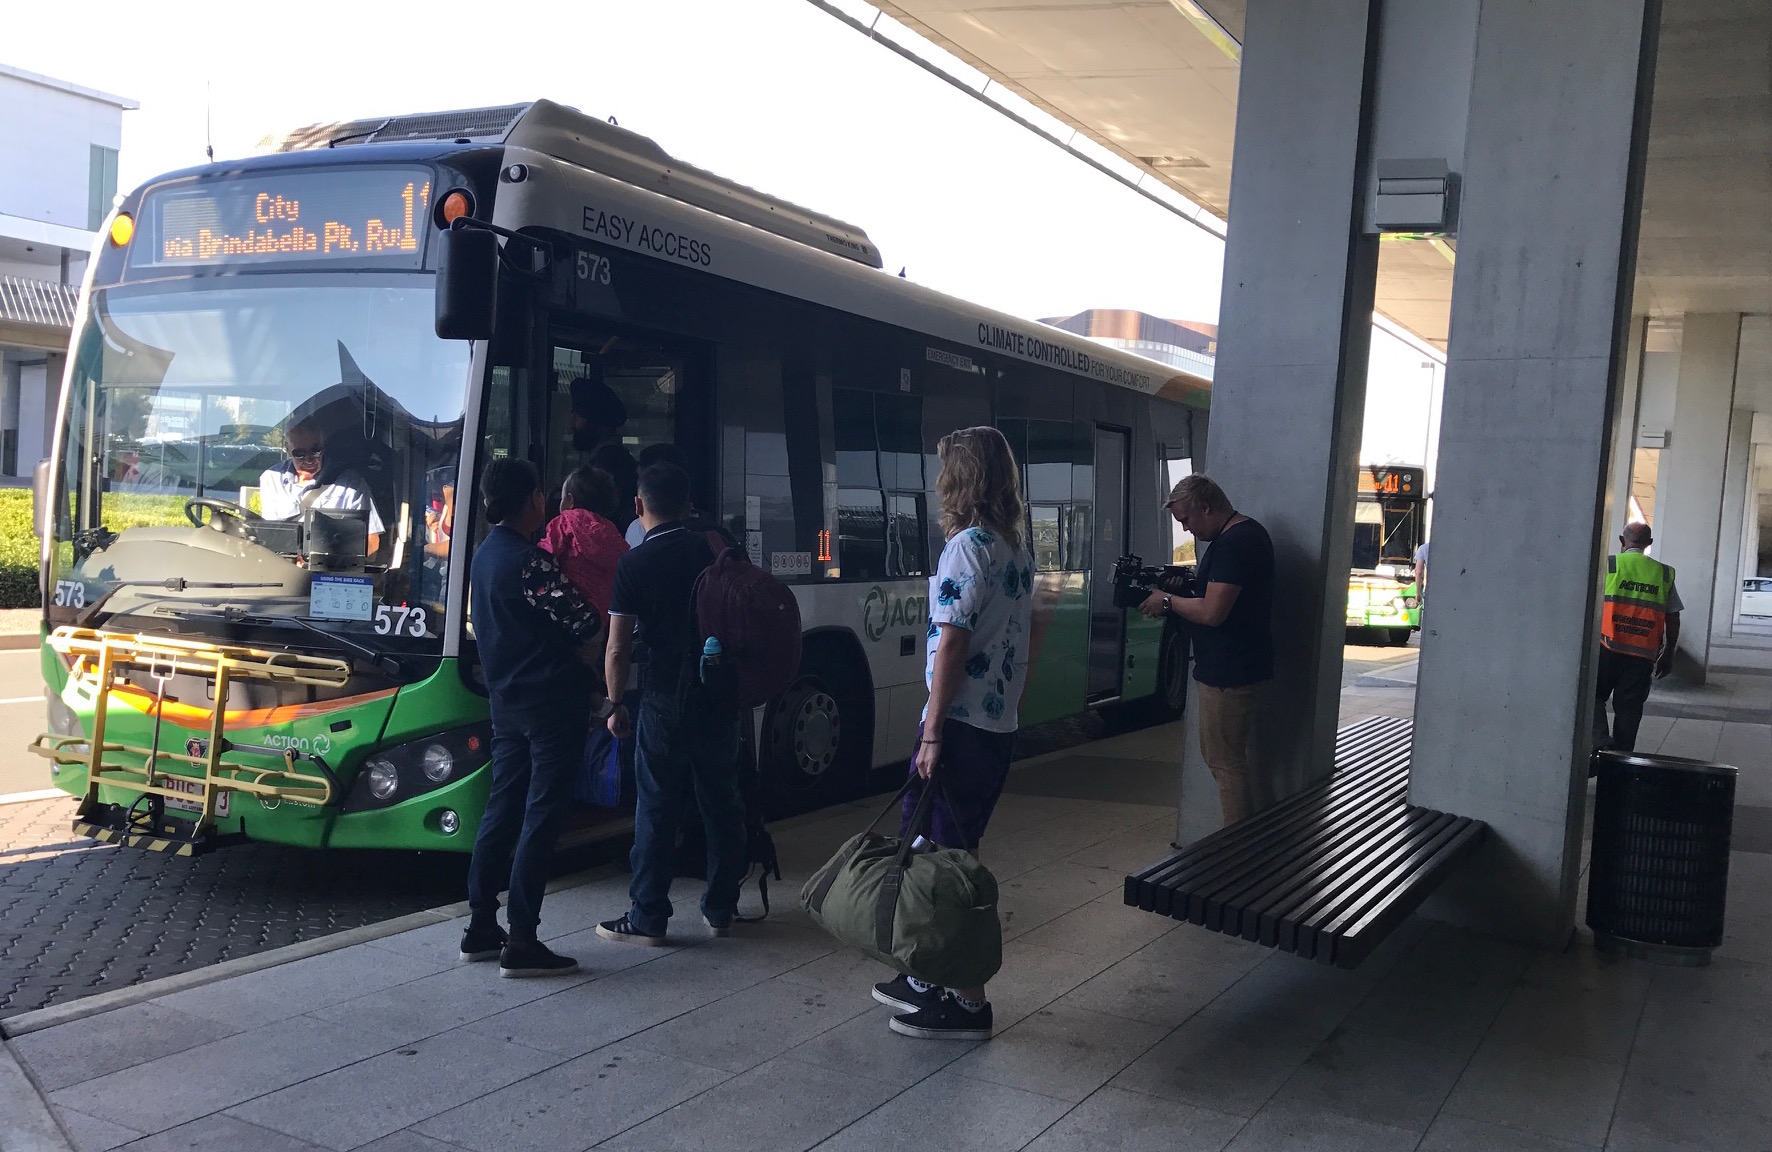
[1137,475,1273,824]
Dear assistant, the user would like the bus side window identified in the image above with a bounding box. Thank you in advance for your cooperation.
[833,388,926,580]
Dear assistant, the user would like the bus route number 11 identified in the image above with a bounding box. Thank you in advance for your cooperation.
[576,251,611,284]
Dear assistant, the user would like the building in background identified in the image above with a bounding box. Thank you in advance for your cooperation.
[0,63,136,479]
[1044,309,1217,381]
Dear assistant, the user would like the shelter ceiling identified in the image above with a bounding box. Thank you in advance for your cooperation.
[876,0,1769,347]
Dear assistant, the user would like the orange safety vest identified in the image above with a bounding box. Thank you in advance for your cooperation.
[1601,551,1674,660]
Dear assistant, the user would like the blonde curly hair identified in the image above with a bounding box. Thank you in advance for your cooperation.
[936,426,1025,550]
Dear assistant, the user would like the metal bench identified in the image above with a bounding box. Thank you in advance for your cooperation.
[1123,716,1487,968]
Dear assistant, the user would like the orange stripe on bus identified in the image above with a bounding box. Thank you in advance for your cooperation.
[103,685,396,729]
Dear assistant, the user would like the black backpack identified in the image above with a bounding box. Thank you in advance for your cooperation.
[671,731,782,920]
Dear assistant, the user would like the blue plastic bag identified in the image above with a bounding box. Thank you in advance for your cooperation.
[574,726,621,809]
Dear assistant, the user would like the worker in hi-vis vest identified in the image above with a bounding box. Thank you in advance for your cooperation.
[1595,521,1682,753]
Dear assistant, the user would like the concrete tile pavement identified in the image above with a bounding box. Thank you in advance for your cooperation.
[7,663,1772,1151]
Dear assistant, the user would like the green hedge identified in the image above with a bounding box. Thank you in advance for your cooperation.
[0,490,39,609]
[0,489,193,609]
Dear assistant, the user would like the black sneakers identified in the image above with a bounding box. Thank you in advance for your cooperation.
[888,992,994,1041]
[498,938,579,978]
[872,974,943,1014]
[595,915,669,946]
[459,920,507,962]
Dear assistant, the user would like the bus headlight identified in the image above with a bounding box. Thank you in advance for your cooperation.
[421,744,454,783]
[438,809,461,835]
[366,759,400,801]
[342,724,492,813]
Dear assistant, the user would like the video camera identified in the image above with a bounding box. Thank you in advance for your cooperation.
[1112,553,1195,610]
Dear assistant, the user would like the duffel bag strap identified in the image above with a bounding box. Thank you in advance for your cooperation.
[874,781,940,953]
[806,775,920,914]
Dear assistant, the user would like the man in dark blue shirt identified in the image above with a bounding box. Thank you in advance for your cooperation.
[1138,474,1274,824]
[596,463,746,944]
[462,459,603,976]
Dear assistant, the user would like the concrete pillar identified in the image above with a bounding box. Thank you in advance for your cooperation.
[1607,317,1647,542]
[1659,313,1744,677]
[1709,407,1752,642]
[16,359,52,474]
[1175,0,1380,843]
[1408,0,1660,946]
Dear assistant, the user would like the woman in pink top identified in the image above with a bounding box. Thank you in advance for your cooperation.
[540,466,629,624]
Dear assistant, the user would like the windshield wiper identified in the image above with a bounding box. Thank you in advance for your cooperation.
[74,579,286,628]
[150,604,403,677]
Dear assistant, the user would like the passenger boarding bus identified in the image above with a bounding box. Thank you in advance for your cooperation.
[1346,465,1424,645]
[32,100,1211,855]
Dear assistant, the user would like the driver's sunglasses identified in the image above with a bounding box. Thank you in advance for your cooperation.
[287,446,323,462]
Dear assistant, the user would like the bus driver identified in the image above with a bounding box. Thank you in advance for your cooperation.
[258,418,385,554]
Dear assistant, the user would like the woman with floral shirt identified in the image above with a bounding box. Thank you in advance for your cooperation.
[873,425,1034,1041]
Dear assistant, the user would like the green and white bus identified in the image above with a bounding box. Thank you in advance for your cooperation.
[33,100,1210,855]
[1346,465,1424,645]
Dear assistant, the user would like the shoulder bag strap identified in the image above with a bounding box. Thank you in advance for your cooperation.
[873,781,939,956]
[805,775,919,914]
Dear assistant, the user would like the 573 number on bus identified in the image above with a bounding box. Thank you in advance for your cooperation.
[373,605,428,638]
[576,251,611,284]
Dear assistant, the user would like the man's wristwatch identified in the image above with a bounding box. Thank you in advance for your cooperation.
[1162,594,1172,614]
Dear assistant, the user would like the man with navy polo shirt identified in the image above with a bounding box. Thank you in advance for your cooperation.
[596,462,746,944]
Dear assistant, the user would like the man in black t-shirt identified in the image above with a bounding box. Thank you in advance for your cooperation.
[596,463,745,945]
[1138,474,1274,824]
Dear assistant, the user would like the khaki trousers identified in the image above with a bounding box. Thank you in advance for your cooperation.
[1196,681,1264,824]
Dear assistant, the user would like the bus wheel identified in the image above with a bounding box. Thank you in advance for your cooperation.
[1387,627,1413,647]
[763,675,849,813]
[1151,624,1189,721]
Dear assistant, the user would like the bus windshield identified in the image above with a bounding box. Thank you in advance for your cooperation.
[48,277,470,656]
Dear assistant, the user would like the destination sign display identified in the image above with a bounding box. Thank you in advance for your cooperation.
[1358,466,1424,497]
[133,168,434,269]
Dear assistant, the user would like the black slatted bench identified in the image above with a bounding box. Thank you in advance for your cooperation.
[1124,716,1487,969]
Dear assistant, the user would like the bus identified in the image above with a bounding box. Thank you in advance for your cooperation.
[1346,464,1424,645]
[31,100,1211,856]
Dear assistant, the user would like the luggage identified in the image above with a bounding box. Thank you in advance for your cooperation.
[692,546,802,709]
[672,725,782,920]
[800,779,1002,989]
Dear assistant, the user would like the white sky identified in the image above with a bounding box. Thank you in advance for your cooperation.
[9,0,1440,471]
[7,0,1225,326]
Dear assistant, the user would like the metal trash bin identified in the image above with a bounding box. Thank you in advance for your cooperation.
[1587,750,1736,965]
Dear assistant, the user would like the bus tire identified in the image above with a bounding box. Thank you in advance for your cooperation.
[760,643,872,815]
[1387,627,1413,647]
[1149,622,1189,722]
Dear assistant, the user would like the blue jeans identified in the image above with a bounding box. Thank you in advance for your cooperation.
[467,704,588,935]
[627,693,745,934]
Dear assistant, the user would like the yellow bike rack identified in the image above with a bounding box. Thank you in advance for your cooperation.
[31,627,353,855]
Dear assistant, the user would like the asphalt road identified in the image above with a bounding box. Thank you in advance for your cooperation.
[0,648,49,798]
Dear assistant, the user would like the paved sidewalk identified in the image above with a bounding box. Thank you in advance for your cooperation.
[6,702,1772,1152]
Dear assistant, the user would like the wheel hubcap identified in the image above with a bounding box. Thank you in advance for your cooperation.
[792,692,840,777]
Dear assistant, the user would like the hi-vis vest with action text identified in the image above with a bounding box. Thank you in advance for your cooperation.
[1602,551,1675,660]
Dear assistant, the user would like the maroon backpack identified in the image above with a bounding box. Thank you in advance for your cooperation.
[694,544,804,709]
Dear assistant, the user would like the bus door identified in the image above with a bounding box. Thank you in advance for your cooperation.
[1088,427,1130,699]
[541,326,706,525]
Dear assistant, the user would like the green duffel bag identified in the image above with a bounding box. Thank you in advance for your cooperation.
[800,778,1002,989]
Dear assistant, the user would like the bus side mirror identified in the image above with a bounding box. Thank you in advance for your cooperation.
[435,226,499,340]
[31,457,52,539]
